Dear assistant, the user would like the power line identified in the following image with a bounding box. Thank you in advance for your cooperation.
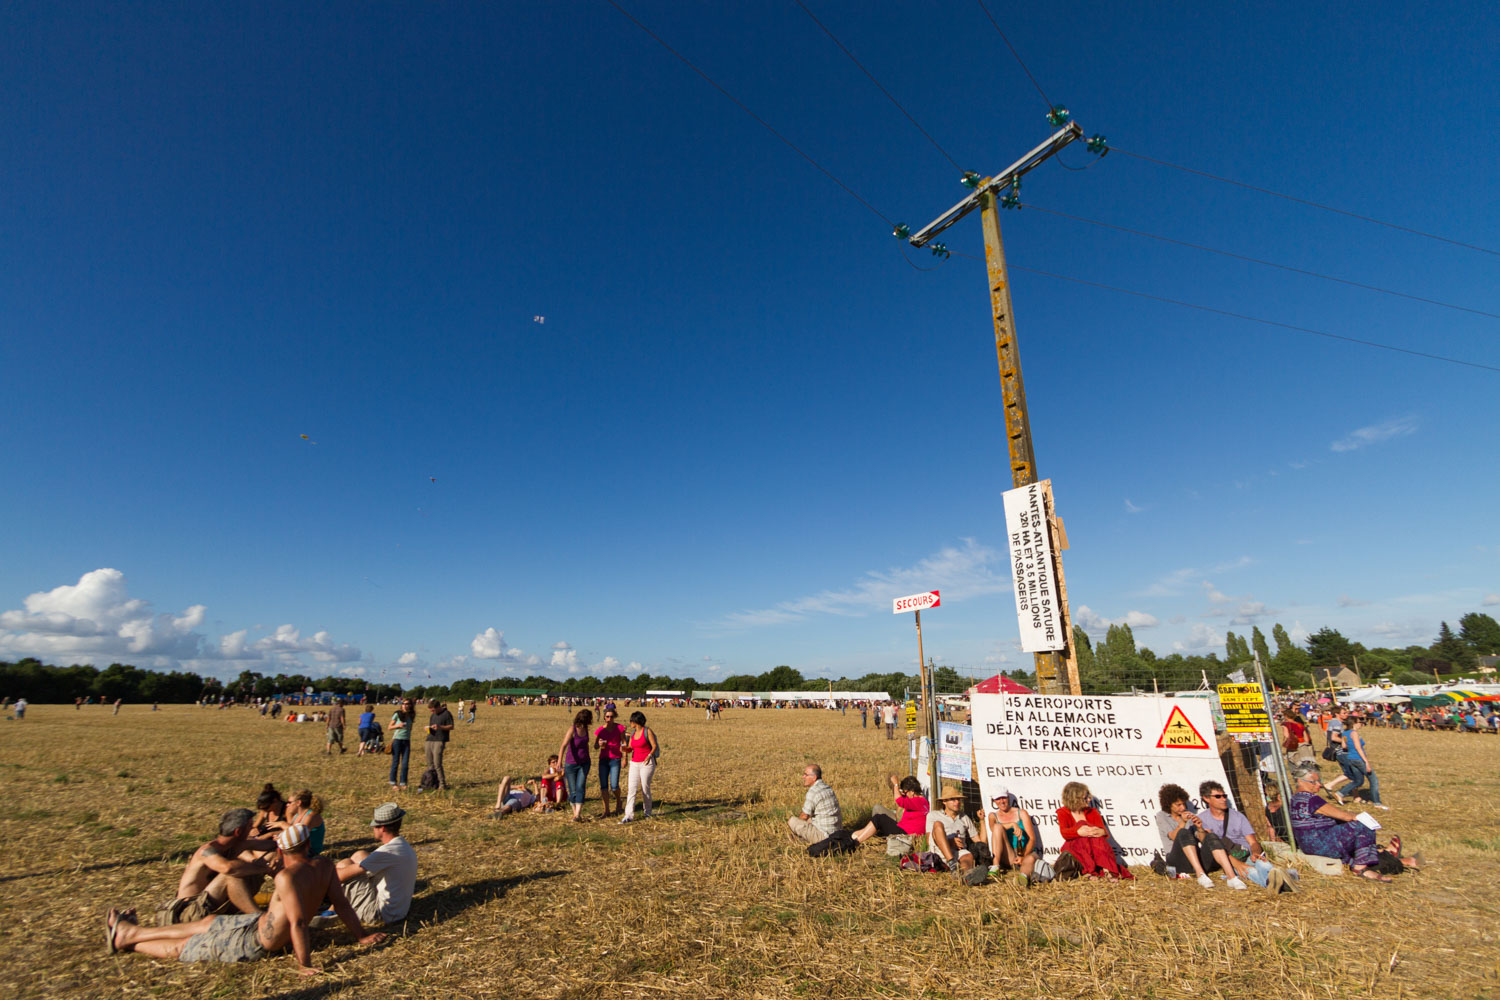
[1112,147,1500,259]
[974,0,1055,113]
[1026,205,1500,321]
[992,258,1500,374]
[793,0,962,172]
[601,0,893,227]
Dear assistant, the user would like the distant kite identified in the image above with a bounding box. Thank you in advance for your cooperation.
[300,434,316,444]
[429,477,436,483]
[533,316,545,324]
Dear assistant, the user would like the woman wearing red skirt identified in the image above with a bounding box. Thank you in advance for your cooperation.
[1057,781,1134,879]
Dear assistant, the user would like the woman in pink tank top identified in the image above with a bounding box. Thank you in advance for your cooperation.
[620,711,658,823]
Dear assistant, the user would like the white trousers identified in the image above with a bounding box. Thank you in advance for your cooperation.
[624,759,656,819]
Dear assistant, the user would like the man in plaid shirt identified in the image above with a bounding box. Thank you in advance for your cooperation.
[788,763,843,844]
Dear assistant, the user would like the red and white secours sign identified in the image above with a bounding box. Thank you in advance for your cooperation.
[892,591,941,614]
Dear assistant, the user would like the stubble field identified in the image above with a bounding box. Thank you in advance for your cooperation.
[1,704,1497,1000]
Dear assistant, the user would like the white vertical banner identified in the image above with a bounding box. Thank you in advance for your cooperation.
[1002,480,1065,652]
[971,692,1231,864]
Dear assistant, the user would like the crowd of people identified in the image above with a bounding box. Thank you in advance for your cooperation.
[104,782,418,974]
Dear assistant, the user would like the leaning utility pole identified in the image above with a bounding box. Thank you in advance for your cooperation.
[902,118,1100,695]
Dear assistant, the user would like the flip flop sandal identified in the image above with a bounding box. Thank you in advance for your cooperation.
[105,909,120,954]
[1388,835,1402,857]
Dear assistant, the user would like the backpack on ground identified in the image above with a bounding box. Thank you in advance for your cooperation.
[807,829,858,858]
[1052,850,1082,881]
[898,851,945,873]
[418,767,440,791]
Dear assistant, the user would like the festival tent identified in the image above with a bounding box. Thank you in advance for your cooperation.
[1408,690,1485,708]
[967,674,1035,696]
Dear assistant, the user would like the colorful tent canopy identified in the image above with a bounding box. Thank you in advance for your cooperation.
[1409,690,1484,708]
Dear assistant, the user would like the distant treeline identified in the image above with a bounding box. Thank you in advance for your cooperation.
[0,659,950,705]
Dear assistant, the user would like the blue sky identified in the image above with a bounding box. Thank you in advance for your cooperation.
[2,0,1496,685]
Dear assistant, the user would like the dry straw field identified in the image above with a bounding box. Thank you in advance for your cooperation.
[2,704,1497,1000]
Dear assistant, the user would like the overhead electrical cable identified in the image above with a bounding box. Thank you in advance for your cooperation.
[1111,147,1500,259]
[1026,205,1500,321]
[950,251,1498,374]
[601,0,893,226]
[974,0,1055,114]
[793,0,963,171]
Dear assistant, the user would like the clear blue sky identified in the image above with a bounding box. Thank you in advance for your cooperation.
[3,0,1496,685]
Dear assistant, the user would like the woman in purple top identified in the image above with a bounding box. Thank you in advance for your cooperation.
[1288,761,1388,882]
[556,709,594,822]
[594,708,626,819]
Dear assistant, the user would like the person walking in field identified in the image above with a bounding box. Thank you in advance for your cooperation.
[325,698,346,755]
[620,711,658,824]
[389,698,415,792]
[594,707,626,819]
[557,709,594,822]
[882,702,897,739]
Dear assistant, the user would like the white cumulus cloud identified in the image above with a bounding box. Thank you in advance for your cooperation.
[470,628,533,664]
[0,568,206,662]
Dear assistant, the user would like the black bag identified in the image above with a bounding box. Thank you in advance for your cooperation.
[1375,849,1405,876]
[1321,745,1338,762]
[418,767,440,791]
[966,839,994,868]
[1052,850,1082,882]
[807,829,858,857]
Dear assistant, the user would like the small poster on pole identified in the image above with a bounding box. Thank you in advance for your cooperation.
[1002,481,1065,652]
[937,721,973,779]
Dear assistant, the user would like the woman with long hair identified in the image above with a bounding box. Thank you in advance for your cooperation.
[389,698,415,792]
[557,708,594,822]
[620,711,658,824]
[288,789,326,856]
[1056,781,1133,880]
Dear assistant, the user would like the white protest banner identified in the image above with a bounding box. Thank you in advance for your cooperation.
[971,692,1231,866]
[937,721,973,780]
[1002,481,1065,652]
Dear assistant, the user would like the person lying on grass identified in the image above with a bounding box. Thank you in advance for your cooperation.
[490,775,542,817]
[926,785,981,874]
[108,823,384,974]
[162,808,278,924]
[1057,782,1134,880]
[1153,783,1247,890]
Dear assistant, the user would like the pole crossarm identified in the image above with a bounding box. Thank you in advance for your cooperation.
[907,122,1082,248]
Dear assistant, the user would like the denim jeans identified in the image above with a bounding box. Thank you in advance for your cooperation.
[598,756,621,794]
[564,761,590,804]
[390,740,414,785]
[1342,756,1382,804]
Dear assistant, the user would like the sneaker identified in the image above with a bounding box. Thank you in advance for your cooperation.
[1225,876,1248,890]
[1015,872,1031,888]
[1374,804,1390,811]
[1197,874,1215,889]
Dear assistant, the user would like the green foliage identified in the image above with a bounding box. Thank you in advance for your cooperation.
[1431,621,1477,671]
[1225,631,1250,664]
[1251,626,1271,668]
[1458,613,1500,655]
[1305,627,1356,668]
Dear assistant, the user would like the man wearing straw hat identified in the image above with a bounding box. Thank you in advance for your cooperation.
[928,785,982,876]
[326,802,418,927]
[107,823,385,971]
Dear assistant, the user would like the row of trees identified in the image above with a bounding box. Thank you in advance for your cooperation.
[1057,611,1500,695]
[5,613,1493,704]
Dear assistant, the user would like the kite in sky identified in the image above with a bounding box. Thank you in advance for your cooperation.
[533,315,545,324]
[300,434,316,444]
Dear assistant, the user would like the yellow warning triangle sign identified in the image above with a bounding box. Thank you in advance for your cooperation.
[1156,705,1210,750]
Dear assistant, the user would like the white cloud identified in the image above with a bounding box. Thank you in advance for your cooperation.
[1330,415,1417,452]
[0,568,206,661]
[1202,581,1233,605]
[715,539,1010,630]
[552,641,571,650]
[626,661,643,672]
[1173,623,1223,652]
[1074,605,1159,639]
[1337,595,1370,608]
[594,656,622,675]
[1484,594,1500,607]
[550,642,583,673]
[470,627,534,664]
[398,652,421,666]
[1124,499,1143,514]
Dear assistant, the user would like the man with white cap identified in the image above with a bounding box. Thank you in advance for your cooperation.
[331,802,418,927]
[107,823,385,973]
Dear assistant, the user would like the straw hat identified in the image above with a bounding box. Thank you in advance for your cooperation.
[939,784,964,802]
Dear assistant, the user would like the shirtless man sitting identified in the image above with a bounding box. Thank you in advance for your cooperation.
[108,824,385,974]
[164,808,278,924]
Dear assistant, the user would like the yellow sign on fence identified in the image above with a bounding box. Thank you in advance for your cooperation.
[1217,683,1273,736]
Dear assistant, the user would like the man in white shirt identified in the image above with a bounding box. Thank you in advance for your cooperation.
[928,785,981,874]
[329,802,418,927]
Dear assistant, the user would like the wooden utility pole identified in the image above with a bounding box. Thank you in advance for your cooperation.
[907,123,1088,695]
